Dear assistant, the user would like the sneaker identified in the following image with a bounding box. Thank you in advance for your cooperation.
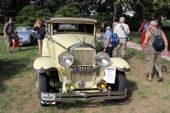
[158,76,164,82]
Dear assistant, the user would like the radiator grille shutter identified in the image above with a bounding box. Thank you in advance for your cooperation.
[72,47,95,66]
[68,47,96,82]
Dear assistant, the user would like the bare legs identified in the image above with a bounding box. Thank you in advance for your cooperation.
[6,43,10,52]
[147,73,152,81]
[37,39,43,55]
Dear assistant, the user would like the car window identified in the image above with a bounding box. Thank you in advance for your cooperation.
[53,23,94,35]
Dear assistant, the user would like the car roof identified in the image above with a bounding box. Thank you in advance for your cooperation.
[46,17,97,24]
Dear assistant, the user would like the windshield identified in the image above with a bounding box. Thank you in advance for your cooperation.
[16,27,32,31]
[53,23,94,35]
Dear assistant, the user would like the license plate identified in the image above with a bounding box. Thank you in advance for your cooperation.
[73,66,94,72]
[103,67,116,84]
[41,93,55,101]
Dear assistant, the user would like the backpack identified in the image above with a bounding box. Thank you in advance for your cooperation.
[110,32,119,47]
[150,29,165,52]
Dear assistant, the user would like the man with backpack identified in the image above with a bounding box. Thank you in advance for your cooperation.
[113,17,130,58]
[3,17,14,53]
[141,20,168,82]
[103,26,113,57]
[103,26,119,57]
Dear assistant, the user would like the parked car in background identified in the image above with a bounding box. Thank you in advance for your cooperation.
[16,26,36,46]
[33,17,130,106]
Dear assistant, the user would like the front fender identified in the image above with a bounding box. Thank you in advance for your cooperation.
[33,56,65,77]
[33,56,68,93]
[33,57,57,73]
[109,57,130,72]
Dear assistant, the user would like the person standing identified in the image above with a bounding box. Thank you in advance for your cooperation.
[3,17,14,53]
[12,31,20,51]
[34,19,45,55]
[113,17,130,58]
[141,20,168,82]
[103,26,113,57]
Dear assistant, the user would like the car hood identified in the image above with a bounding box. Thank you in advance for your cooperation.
[17,32,31,39]
[51,34,95,49]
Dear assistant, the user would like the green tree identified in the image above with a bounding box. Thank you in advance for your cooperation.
[55,1,82,17]
[0,0,29,19]
[15,5,52,26]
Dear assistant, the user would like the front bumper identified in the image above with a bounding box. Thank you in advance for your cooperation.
[19,38,31,45]
[40,91,127,104]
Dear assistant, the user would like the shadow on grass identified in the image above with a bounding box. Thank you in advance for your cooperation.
[19,46,37,52]
[52,80,138,109]
[0,58,30,92]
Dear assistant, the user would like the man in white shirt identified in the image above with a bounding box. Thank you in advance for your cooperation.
[113,17,130,58]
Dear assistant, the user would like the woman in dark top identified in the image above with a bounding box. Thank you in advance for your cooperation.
[34,19,45,55]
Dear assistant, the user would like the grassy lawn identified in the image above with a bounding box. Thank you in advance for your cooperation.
[130,32,141,43]
[0,37,170,113]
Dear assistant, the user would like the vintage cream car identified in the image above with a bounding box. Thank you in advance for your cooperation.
[33,17,130,106]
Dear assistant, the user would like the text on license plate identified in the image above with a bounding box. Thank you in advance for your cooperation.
[41,93,55,101]
[73,66,94,72]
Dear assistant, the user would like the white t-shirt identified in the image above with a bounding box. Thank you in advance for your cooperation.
[114,23,130,38]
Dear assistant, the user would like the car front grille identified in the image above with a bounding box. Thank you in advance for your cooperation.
[68,47,96,83]
[72,47,95,66]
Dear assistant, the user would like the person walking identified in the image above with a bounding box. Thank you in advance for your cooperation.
[103,26,113,57]
[138,18,149,48]
[33,19,45,55]
[113,17,130,58]
[141,20,168,82]
[3,17,14,53]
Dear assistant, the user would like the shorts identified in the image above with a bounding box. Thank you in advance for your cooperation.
[12,39,19,48]
[36,34,44,40]
[5,36,12,44]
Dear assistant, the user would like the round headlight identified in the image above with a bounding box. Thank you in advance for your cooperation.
[58,51,74,68]
[96,52,110,67]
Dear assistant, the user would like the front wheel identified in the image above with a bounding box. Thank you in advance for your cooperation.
[38,73,49,106]
[38,73,49,92]
[117,71,128,92]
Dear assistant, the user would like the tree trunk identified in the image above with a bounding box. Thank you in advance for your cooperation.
[113,2,117,20]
